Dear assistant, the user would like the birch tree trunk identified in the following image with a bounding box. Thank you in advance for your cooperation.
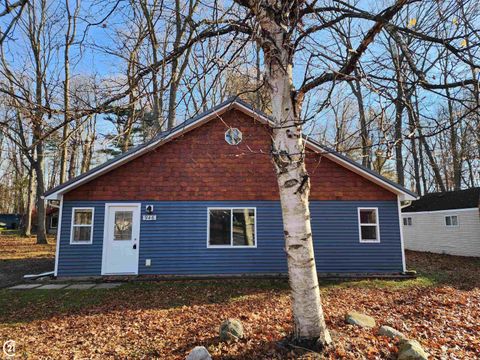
[256,9,331,346]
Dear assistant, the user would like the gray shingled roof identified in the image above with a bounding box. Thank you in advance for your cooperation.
[45,97,416,199]
[403,187,480,212]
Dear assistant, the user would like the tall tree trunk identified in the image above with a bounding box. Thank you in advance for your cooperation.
[411,92,446,192]
[23,166,34,237]
[445,93,461,190]
[60,48,70,184]
[406,96,421,195]
[33,125,47,244]
[394,71,405,186]
[139,0,162,131]
[350,75,371,168]
[68,132,78,180]
[257,11,330,346]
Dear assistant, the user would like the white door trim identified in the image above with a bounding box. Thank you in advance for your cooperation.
[101,203,141,275]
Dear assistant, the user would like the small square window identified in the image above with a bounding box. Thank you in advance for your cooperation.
[403,217,412,226]
[445,215,458,227]
[71,208,94,244]
[358,208,380,243]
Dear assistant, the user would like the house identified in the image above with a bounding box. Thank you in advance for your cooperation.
[45,98,416,278]
[402,188,480,257]
[32,207,59,234]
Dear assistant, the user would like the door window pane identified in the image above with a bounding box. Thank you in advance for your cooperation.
[114,211,133,241]
[232,209,255,246]
[209,210,231,245]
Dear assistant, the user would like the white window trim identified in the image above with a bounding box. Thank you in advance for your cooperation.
[207,207,257,248]
[445,215,459,227]
[50,214,58,229]
[358,207,381,243]
[70,207,95,244]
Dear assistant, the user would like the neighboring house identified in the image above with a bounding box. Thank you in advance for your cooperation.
[402,188,480,257]
[0,214,21,230]
[32,207,59,234]
[45,98,416,278]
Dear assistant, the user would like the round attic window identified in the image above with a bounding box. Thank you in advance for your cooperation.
[225,128,242,145]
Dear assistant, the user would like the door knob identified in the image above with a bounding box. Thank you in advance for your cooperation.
[133,244,137,249]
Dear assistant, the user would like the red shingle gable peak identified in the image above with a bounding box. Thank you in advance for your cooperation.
[45,98,416,201]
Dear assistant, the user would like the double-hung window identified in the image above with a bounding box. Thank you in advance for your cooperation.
[445,215,458,227]
[358,208,380,243]
[208,208,256,248]
[71,208,94,244]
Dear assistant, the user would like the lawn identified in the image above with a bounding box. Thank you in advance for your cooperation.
[0,238,479,359]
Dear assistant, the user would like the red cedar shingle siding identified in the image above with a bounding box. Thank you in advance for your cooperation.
[64,109,395,201]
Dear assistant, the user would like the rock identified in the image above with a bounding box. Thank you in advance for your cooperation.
[345,311,376,328]
[186,346,212,360]
[219,319,244,341]
[398,339,429,360]
[378,325,407,340]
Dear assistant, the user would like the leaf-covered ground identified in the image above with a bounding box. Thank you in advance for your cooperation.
[0,235,55,288]
[0,243,479,359]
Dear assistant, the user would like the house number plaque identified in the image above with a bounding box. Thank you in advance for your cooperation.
[142,215,157,221]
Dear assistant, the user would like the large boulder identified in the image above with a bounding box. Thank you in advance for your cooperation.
[398,339,429,360]
[378,325,407,340]
[219,319,244,341]
[345,311,376,328]
[186,346,212,360]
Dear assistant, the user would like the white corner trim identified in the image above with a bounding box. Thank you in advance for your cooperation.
[206,207,257,248]
[397,197,407,272]
[53,196,63,277]
[69,207,95,245]
[357,207,381,243]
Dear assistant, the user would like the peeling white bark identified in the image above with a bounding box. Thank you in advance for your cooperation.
[256,10,331,345]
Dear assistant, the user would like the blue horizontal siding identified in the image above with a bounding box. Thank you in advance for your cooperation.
[57,200,403,276]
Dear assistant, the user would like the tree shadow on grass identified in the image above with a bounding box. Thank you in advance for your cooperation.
[0,278,291,324]
[406,250,480,290]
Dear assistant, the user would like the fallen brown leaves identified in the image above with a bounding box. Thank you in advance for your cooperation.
[0,235,55,260]
[0,251,478,359]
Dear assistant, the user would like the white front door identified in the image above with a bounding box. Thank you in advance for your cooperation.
[102,204,140,275]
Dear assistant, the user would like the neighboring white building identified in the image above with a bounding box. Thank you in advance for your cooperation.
[402,188,480,257]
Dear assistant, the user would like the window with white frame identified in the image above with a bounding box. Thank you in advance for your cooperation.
[403,217,412,226]
[71,208,94,244]
[445,215,458,227]
[208,208,256,247]
[358,208,380,243]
